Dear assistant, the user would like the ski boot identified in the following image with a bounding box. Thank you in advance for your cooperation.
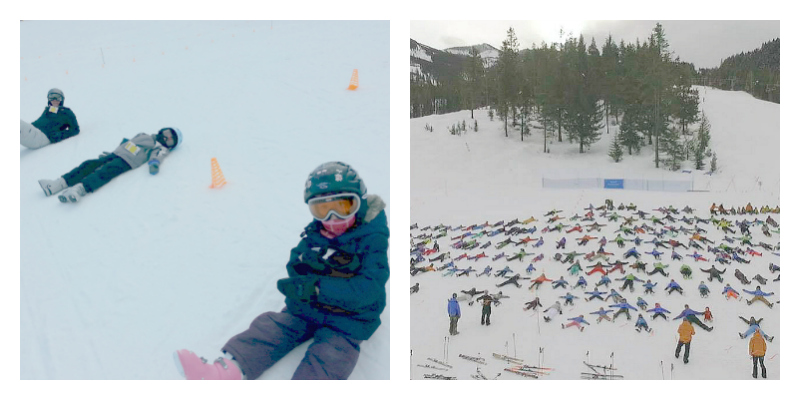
[58,183,86,203]
[38,177,67,196]
[174,349,244,380]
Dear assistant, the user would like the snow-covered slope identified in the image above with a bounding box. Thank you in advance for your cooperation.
[410,88,780,380]
[444,43,499,67]
[20,20,389,380]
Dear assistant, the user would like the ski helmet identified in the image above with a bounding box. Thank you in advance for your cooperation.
[47,88,64,105]
[304,161,366,203]
[156,127,183,150]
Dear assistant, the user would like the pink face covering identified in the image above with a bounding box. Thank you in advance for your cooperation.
[321,214,356,238]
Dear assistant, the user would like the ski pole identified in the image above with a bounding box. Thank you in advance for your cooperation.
[513,333,517,358]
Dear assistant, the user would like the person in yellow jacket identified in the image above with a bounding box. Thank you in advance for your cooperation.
[675,318,695,364]
[749,329,767,379]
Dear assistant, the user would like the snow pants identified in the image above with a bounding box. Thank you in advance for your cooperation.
[742,326,771,339]
[449,316,460,335]
[222,310,362,380]
[687,315,712,332]
[675,341,691,363]
[62,154,132,193]
[752,356,766,378]
[20,120,51,149]
[481,306,491,325]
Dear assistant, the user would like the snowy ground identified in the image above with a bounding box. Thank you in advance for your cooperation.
[19,20,389,380]
[410,87,780,380]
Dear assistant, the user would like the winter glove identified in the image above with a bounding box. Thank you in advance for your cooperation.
[148,159,160,175]
[98,151,111,159]
[277,276,319,302]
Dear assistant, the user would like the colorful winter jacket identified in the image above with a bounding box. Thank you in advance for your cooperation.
[673,308,702,320]
[743,289,773,297]
[448,298,461,317]
[678,320,695,343]
[112,133,170,169]
[277,195,389,341]
[647,306,670,315]
[749,331,767,357]
[31,105,80,143]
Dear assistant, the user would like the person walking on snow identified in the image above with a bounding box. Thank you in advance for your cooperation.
[174,161,389,380]
[749,329,768,379]
[21,88,80,149]
[38,127,181,203]
[675,318,695,363]
[448,293,461,335]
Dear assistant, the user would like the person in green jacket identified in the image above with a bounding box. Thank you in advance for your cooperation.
[21,88,80,149]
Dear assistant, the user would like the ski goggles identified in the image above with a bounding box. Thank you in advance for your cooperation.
[308,192,361,221]
[48,93,63,102]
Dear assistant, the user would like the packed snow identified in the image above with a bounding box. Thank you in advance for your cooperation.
[20,20,389,380]
[410,87,780,380]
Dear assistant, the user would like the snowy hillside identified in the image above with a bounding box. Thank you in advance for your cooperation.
[20,20,389,380]
[410,88,780,380]
[444,44,499,67]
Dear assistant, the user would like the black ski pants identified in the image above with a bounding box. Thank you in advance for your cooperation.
[62,154,132,193]
[675,341,690,363]
[752,356,766,378]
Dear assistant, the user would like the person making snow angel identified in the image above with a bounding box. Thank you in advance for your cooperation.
[174,161,389,380]
[21,88,80,149]
[37,127,181,203]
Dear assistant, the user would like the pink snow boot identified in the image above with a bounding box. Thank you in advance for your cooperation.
[174,349,244,380]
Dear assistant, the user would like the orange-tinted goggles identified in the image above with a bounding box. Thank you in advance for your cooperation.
[308,193,361,221]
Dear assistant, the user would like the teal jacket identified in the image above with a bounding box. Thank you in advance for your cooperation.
[32,106,80,143]
[278,195,389,340]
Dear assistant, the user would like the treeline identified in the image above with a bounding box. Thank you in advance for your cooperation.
[698,38,780,103]
[412,23,710,170]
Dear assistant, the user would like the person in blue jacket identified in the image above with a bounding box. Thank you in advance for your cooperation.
[590,307,613,323]
[698,281,710,298]
[448,293,462,335]
[647,303,671,320]
[21,88,80,149]
[635,313,652,332]
[664,279,684,295]
[584,289,606,302]
[609,299,637,321]
[643,279,658,295]
[738,316,774,342]
[744,286,776,308]
[636,297,648,310]
[175,161,389,380]
[673,304,713,332]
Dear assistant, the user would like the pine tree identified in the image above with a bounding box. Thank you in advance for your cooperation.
[696,111,711,154]
[693,140,705,170]
[619,108,644,155]
[710,152,718,173]
[497,27,521,137]
[465,46,484,119]
[609,133,624,162]
[661,125,683,171]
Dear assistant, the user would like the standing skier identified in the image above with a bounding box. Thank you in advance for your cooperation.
[448,293,461,335]
[21,88,80,149]
[476,293,493,326]
[174,161,388,380]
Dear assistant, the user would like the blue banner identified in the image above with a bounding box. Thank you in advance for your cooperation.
[604,179,624,189]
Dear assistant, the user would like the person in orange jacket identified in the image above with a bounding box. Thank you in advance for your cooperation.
[675,318,695,364]
[749,329,767,379]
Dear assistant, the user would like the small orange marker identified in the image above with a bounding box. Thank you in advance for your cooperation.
[210,158,228,189]
[347,69,359,90]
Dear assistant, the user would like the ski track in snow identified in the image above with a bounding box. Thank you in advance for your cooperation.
[20,21,389,380]
[411,87,780,380]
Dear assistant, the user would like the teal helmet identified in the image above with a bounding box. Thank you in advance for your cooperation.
[304,161,366,203]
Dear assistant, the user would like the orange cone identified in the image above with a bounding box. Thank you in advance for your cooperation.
[347,69,359,90]
[210,158,228,189]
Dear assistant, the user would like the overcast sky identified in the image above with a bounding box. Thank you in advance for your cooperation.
[411,20,780,69]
